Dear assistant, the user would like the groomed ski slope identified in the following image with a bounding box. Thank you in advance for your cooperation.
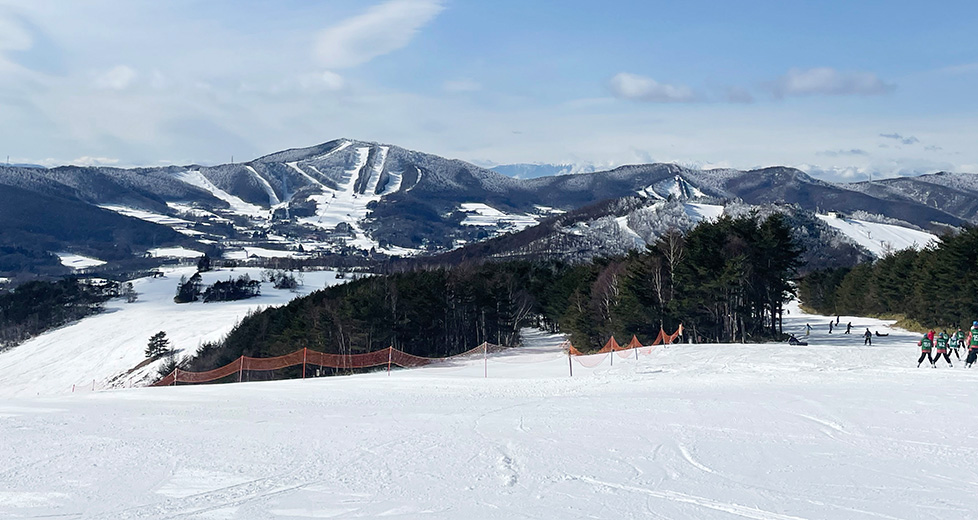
[0,267,344,398]
[3,303,978,519]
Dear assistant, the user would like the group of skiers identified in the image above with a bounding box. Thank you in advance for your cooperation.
[917,322,978,368]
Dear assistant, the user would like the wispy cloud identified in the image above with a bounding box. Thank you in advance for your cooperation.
[443,79,481,93]
[314,0,444,69]
[817,149,868,157]
[92,65,137,90]
[880,133,919,145]
[771,67,894,97]
[608,72,696,103]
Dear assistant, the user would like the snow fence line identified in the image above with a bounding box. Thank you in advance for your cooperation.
[151,325,685,387]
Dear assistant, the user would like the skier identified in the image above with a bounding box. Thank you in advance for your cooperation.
[917,332,934,368]
[805,323,812,336]
[967,322,978,368]
[845,322,852,334]
[829,321,833,334]
[947,329,961,360]
[933,331,952,367]
[863,328,872,345]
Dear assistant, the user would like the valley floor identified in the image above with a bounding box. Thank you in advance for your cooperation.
[2,303,978,519]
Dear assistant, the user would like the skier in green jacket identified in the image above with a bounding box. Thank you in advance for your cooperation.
[933,331,952,367]
[966,322,978,368]
[918,332,934,367]
[949,328,965,360]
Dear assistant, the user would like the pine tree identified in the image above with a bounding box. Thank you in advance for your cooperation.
[145,331,171,358]
[122,282,138,303]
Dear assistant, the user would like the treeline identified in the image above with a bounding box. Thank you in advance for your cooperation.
[799,226,978,329]
[183,213,802,375]
[0,278,118,349]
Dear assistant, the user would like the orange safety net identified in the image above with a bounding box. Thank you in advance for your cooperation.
[153,342,506,387]
[568,324,683,358]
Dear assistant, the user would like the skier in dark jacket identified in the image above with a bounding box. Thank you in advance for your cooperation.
[918,332,934,367]
[845,322,852,334]
[863,329,872,345]
[933,332,952,367]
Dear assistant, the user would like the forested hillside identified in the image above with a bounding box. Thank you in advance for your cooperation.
[799,226,978,329]
[183,213,802,376]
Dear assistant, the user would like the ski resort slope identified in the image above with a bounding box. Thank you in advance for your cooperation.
[0,267,343,398]
[816,213,938,256]
[4,302,978,518]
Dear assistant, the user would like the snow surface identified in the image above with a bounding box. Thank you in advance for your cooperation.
[816,213,938,256]
[223,247,302,260]
[55,253,106,269]
[99,205,192,226]
[0,267,343,398]
[174,170,268,218]
[4,295,978,517]
[459,202,539,230]
[148,247,204,259]
[683,203,724,222]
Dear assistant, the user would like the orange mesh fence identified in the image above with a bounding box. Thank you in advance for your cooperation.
[151,326,684,387]
[567,325,683,361]
[153,343,506,386]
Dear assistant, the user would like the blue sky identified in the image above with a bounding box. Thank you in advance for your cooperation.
[0,0,975,181]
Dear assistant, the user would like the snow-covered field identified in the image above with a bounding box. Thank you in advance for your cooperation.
[55,253,107,270]
[4,293,978,518]
[0,267,343,398]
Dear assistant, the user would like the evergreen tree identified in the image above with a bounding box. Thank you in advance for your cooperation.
[145,331,171,358]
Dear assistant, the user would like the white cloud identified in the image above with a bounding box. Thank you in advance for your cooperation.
[771,67,894,97]
[608,72,696,103]
[443,79,481,93]
[314,0,444,69]
[66,156,120,167]
[0,16,32,51]
[294,70,345,92]
[879,133,919,145]
[93,65,137,90]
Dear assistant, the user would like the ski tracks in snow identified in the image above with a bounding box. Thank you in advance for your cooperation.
[572,475,810,520]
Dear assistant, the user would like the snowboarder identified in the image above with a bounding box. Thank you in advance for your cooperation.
[875,331,889,337]
[863,329,872,345]
[917,332,934,367]
[933,331,952,367]
[836,315,841,325]
[845,322,852,334]
[966,322,978,368]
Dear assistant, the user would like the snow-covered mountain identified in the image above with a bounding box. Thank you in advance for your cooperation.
[0,139,972,280]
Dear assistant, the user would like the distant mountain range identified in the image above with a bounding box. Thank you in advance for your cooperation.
[490,163,600,179]
[0,138,973,281]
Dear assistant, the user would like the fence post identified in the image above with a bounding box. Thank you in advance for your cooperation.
[173,369,178,386]
[302,348,307,379]
[610,343,613,367]
[238,356,243,383]
[484,342,488,378]
[92,379,95,391]
[568,347,573,377]
[387,346,393,376]
[635,346,639,360]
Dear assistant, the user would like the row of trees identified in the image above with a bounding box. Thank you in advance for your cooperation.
[799,226,978,329]
[181,213,803,375]
[174,273,261,303]
[0,278,119,349]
